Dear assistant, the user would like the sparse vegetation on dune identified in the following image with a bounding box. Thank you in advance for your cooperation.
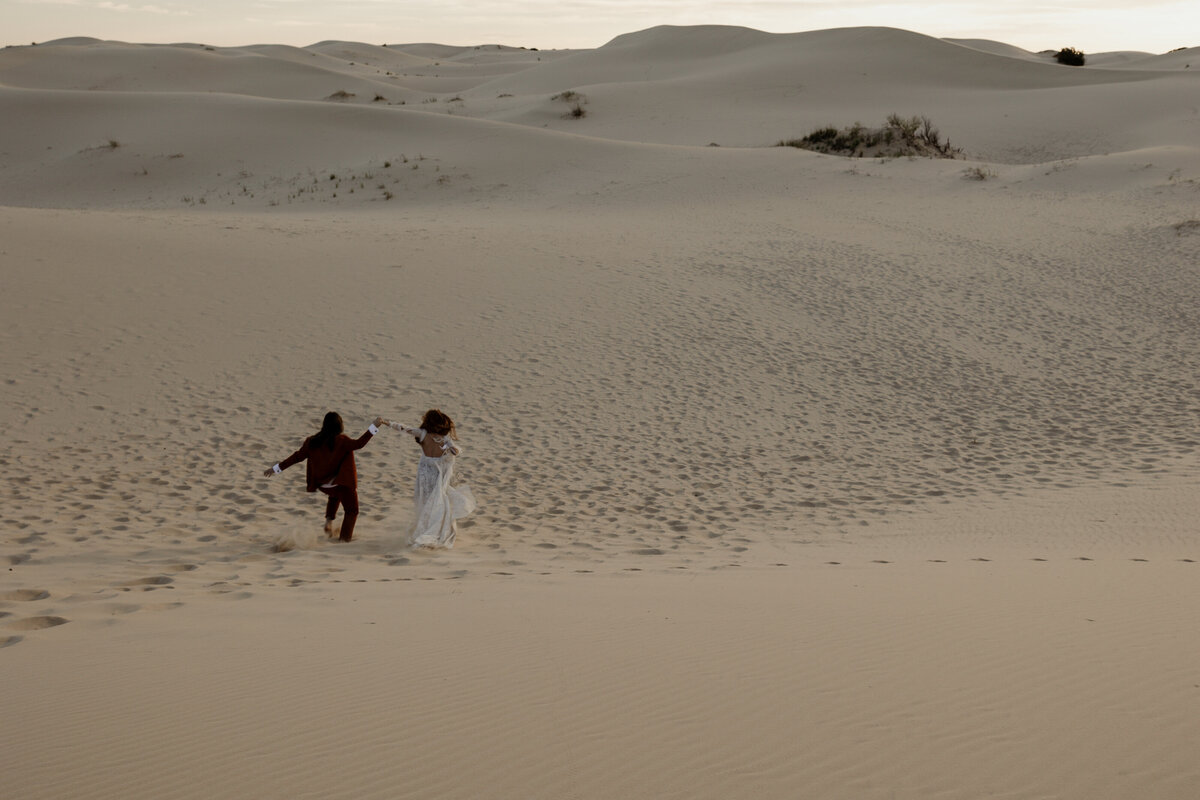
[1055,47,1086,66]
[962,165,997,181]
[77,139,123,154]
[778,114,962,159]
[552,89,587,119]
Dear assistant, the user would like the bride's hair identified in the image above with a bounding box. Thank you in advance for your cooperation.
[311,411,344,450]
[420,408,456,439]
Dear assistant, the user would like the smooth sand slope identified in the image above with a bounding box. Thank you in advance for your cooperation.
[2,25,1199,800]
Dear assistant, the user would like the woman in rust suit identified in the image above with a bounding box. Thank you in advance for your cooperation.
[264,411,383,542]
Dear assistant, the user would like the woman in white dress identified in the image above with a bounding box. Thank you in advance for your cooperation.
[381,409,476,548]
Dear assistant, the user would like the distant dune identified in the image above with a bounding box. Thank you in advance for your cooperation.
[1,25,1196,208]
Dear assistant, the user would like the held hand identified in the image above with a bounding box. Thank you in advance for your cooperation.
[374,416,385,428]
[263,468,274,477]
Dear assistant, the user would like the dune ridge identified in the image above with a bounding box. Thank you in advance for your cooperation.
[2,24,1198,186]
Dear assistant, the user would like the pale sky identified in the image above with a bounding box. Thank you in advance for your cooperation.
[6,0,1199,54]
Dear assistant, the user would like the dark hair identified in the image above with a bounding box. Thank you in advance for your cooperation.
[420,408,456,439]
[310,411,344,450]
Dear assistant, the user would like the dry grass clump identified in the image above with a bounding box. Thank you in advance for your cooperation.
[1055,47,1086,66]
[552,90,587,119]
[779,114,962,159]
[962,165,998,181]
[78,139,123,154]
[325,89,356,101]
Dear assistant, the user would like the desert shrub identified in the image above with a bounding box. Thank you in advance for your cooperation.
[325,89,356,101]
[373,94,387,102]
[552,90,588,119]
[778,115,962,159]
[1055,47,1085,66]
[962,166,997,181]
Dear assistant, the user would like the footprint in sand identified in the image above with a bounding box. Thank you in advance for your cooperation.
[0,635,23,648]
[209,590,252,600]
[100,603,143,616]
[2,554,32,566]
[7,615,69,631]
[126,576,174,587]
[1,589,49,601]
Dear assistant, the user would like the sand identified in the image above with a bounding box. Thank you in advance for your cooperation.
[2,25,1199,799]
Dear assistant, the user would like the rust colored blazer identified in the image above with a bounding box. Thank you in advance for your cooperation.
[279,429,374,492]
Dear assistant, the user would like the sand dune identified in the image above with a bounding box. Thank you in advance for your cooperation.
[2,23,1199,800]
[3,26,1196,165]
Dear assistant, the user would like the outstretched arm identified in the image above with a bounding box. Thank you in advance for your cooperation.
[349,417,385,450]
[386,421,426,442]
[265,440,310,477]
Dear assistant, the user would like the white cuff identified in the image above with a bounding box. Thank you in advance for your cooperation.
[368,424,379,435]
[272,463,281,474]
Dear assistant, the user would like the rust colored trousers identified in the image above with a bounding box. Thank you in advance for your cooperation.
[320,485,359,542]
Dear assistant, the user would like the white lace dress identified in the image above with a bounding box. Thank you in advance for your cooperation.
[402,428,476,548]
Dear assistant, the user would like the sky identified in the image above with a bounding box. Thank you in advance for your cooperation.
[6,0,1200,54]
